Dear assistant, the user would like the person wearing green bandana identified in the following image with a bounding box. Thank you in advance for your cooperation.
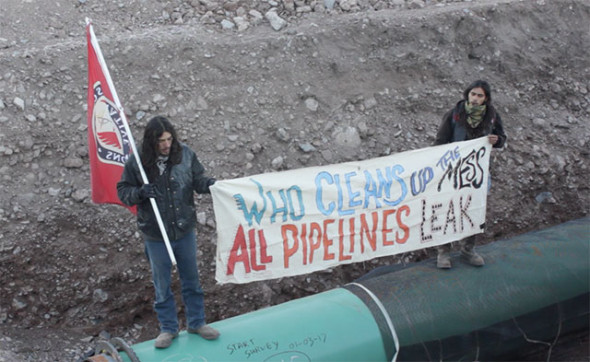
[434,79,507,269]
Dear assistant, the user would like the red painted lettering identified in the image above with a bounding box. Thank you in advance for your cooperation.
[396,205,410,244]
[382,209,396,246]
[338,218,352,261]
[360,212,378,252]
[226,225,251,275]
[308,222,322,264]
[322,219,335,261]
[282,224,299,268]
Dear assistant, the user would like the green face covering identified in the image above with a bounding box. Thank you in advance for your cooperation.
[465,102,486,128]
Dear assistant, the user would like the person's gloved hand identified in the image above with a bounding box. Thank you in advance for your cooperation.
[207,178,216,189]
[139,184,157,200]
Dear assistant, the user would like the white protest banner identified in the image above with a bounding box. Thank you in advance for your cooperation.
[211,137,491,284]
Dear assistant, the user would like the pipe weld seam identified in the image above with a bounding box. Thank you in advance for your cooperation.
[348,282,400,362]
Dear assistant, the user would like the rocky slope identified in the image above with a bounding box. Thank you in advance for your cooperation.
[0,0,589,360]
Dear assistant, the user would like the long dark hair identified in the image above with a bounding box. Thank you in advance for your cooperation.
[460,80,497,138]
[141,116,182,180]
[463,79,493,105]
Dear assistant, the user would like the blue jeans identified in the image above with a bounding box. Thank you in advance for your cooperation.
[144,231,205,334]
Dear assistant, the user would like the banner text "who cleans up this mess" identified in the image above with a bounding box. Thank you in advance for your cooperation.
[210,138,491,284]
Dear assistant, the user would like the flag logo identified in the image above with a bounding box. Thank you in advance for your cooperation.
[91,81,132,166]
[86,19,137,212]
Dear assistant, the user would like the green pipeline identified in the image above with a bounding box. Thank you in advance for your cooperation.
[119,217,589,362]
[121,287,388,362]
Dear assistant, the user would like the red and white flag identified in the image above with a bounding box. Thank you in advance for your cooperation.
[86,19,136,213]
[85,19,178,264]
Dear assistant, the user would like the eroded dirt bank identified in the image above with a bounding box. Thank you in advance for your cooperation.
[0,0,588,360]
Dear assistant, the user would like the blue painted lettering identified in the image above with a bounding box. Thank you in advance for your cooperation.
[315,165,407,216]
[436,146,460,170]
[233,179,267,227]
[316,171,335,215]
[410,167,434,196]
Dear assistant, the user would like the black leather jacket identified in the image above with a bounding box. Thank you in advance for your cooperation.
[117,144,214,241]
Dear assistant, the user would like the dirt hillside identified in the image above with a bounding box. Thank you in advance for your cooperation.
[0,0,589,360]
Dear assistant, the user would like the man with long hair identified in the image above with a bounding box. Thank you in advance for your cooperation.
[117,116,219,348]
[434,80,507,269]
